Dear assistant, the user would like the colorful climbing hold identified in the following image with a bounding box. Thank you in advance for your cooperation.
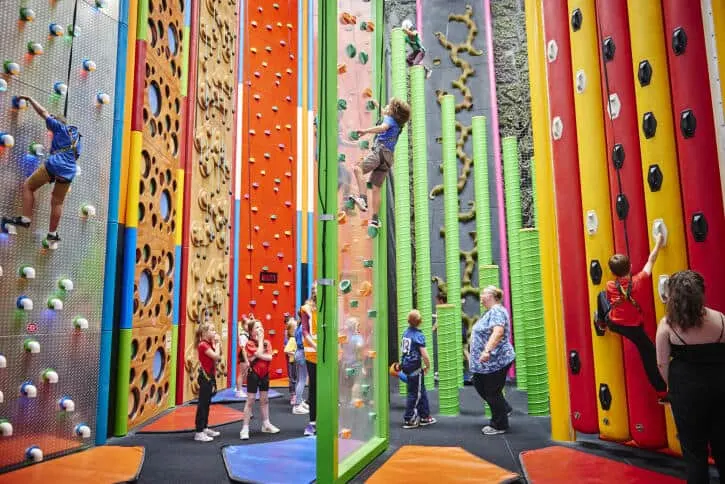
[349,130,360,141]
[358,51,369,64]
[340,280,352,294]
[82,59,96,72]
[4,61,21,76]
[337,63,347,74]
[337,99,348,110]
[96,92,111,105]
[49,23,64,37]
[346,44,357,58]
[27,42,44,55]
[53,81,68,96]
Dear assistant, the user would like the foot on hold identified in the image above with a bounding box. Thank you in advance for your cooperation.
[402,418,420,429]
[1,216,30,234]
[349,194,368,212]
[42,232,60,250]
[261,421,280,434]
[419,416,437,426]
[203,428,220,437]
[481,425,506,436]
[425,66,432,79]
[194,432,214,442]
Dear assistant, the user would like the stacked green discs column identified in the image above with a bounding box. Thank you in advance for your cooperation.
[436,304,459,415]
[441,94,463,387]
[480,265,500,293]
[520,228,549,415]
[473,116,495,311]
[502,136,526,390]
[411,65,434,388]
[390,28,412,396]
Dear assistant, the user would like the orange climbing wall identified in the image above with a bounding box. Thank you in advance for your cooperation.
[239,1,298,379]
[180,0,239,400]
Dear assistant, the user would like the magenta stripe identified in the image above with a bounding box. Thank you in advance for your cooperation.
[417,0,423,38]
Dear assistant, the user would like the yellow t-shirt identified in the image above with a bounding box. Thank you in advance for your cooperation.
[301,303,318,364]
[284,337,297,363]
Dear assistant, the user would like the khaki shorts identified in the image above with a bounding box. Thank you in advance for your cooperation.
[27,164,71,202]
[361,144,393,188]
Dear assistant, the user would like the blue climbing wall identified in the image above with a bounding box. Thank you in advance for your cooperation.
[0,0,119,470]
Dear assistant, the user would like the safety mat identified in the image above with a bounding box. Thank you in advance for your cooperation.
[190,387,284,404]
[137,405,244,433]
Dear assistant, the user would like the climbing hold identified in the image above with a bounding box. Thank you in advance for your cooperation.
[81,204,97,219]
[19,265,36,279]
[16,295,33,311]
[3,61,21,76]
[585,210,598,235]
[589,260,603,285]
[359,51,369,64]
[337,63,347,74]
[362,88,373,98]
[20,381,38,398]
[365,100,377,111]
[49,23,64,37]
[642,112,657,139]
[359,140,369,149]
[349,131,360,141]
[547,40,558,62]
[251,21,258,28]
[54,81,68,96]
[270,214,278,221]
[350,300,359,308]
[570,8,583,32]
[691,212,708,242]
[73,316,89,330]
[352,399,364,409]
[340,280,352,294]
[26,446,43,463]
[340,12,357,25]
[612,144,625,169]
[96,92,111,105]
[340,428,352,439]
[551,116,563,140]
[569,350,581,374]
[602,37,615,62]
[0,79,7,91]
[672,27,687,56]
[367,224,378,238]
[67,24,79,37]
[82,59,97,72]
[652,219,668,247]
[599,384,612,411]
[12,96,28,110]
[75,423,91,439]
[337,211,348,224]
[29,142,44,156]
[638,60,652,87]
[0,419,12,436]
[363,259,373,268]
[20,7,36,21]
[367,350,377,358]
[367,309,377,318]
[368,412,377,421]
[657,275,669,303]
[606,93,621,119]
[262,242,270,248]
[47,297,64,311]
[42,368,59,384]
[345,367,357,377]
[95,0,107,9]
[680,109,696,138]
[27,42,44,56]
[358,281,372,296]
[575,70,586,93]
[337,99,347,111]
[346,44,357,58]
[24,338,40,353]
[265,46,272,53]
[615,194,629,220]
[647,164,663,192]
[250,47,257,54]
[0,354,6,367]
[58,278,74,291]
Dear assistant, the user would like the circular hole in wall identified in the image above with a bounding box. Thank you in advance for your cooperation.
[166,300,172,316]
[171,134,178,156]
[149,81,162,116]
[164,252,174,275]
[160,189,172,221]
[128,387,140,418]
[139,269,153,304]
[157,272,164,287]
[150,177,157,196]
[142,151,151,177]
[135,248,141,263]
[148,19,158,47]
[168,24,178,55]
[138,202,145,222]
[143,244,151,262]
[149,384,156,398]
[146,337,152,351]
[140,370,148,389]
[131,339,138,359]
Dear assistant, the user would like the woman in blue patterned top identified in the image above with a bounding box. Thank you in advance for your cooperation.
[469,285,516,435]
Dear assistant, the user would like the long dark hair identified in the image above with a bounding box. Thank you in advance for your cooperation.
[666,270,706,331]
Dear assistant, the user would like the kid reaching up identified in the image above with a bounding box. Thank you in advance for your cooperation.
[349,97,411,231]
[194,323,222,442]
[240,319,280,440]
[401,20,432,78]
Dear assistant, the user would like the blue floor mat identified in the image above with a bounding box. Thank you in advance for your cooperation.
[191,387,283,404]
[223,437,316,484]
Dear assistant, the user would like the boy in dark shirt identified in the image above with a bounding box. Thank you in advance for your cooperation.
[401,309,436,428]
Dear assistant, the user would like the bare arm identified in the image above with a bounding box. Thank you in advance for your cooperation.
[642,232,664,276]
[420,347,431,373]
[359,123,390,136]
[480,326,504,362]
[204,345,222,362]
[21,96,49,120]
[655,319,671,386]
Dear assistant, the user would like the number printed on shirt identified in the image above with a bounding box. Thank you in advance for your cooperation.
[401,337,412,355]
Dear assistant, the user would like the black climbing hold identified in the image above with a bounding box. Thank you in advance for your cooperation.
[691,212,708,242]
[680,109,696,138]
[602,37,616,62]
[616,194,629,220]
[612,143,625,169]
[590,260,603,285]
[647,164,663,192]
[642,112,657,139]
[571,8,583,32]
[599,384,613,411]
[638,60,653,86]
[672,27,687,56]
[569,351,581,375]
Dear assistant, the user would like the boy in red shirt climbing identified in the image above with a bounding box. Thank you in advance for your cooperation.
[606,231,668,402]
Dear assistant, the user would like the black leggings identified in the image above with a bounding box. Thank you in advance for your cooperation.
[307,361,317,422]
[608,323,667,392]
[472,363,512,430]
[195,371,214,432]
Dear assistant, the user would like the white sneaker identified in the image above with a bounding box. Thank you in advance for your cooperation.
[300,401,309,410]
[194,432,213,442]
[261,422,280,434]
[204,428,220,437]
[293,404,310,415]
[234,390,245,398]
[349,195,368,212]
[240,427,249,440]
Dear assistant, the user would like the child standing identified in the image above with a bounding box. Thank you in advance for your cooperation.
[235,315,252,398]
[401,310,436,429]
[349,98,411,231]
[240,320,280,440]
[401,20,432,78]
[284,317,298,406]
[292,314,309,415]
[1,96,81,247]
[194,323,222,442]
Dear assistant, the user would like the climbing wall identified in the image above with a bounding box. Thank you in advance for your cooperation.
[0,0,119,469]
[181,0,239,400]
[239,0,297,380]
[120,0,185,431]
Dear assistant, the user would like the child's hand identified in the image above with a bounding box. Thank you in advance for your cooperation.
[655,231,665,248]
[355,129,366,137]
[213,333,220,344]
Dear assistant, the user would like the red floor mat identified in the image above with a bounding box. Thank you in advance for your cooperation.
[137,405,244,433]
[520,446,684,483]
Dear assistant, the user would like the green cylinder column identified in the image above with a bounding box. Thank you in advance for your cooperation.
[441,94,463,387]
[436,304,459,415]
[391,28,412,395]
[411,65,434,388]
[502,136,526,389]
[473,116,492,313]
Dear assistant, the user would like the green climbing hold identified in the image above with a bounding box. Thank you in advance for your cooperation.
[359,140,369,150]
[358,51,369,65]
[346,44,357,58]
[359,21,368,31]
[338,153,346,162]
[339,279,352,294]
[367,225,378,238]
[337,99,347,110]
[367,309,377,318]
[366,100,377,111]
[361,384,371,395]
[350,300,359,308]
[345,367,357,377]
[363,259,373,268]
[345,198,355,210]
[368,412,377,421]
[349,130,360,141]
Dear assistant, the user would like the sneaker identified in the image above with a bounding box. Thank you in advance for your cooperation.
[481,425,506,435]
[419,416,437,426]
[46,232,61,242]
[234,389,246,398]
[203,428,220,437]
[262,422,280,434]
[425,66,432,79]
[349,194,368,212]
[1,216,29,234]
[290,395,297,406]
[402,418,420,429]
[304,423,316,436]
[240,427,250,440]
[194,432,214,442]
[368,217,381,229]
[300,401,309,410]
[293,404,310,415]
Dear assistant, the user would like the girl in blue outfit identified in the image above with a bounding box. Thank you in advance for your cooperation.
[469,285,516,435]
[1,96,81,247]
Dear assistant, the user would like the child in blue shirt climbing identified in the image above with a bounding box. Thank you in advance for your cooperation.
[400,309,436,429]
[1,96,81,248]
[350,97,410,231]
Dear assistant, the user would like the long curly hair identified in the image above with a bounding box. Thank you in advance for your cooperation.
[665,270,706,331]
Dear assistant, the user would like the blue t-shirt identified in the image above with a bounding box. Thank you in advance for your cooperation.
[400,326,425,372]
[469,305,516,374]
[375,115,401,152]
[294,322,304,348]
[46,115,81,181]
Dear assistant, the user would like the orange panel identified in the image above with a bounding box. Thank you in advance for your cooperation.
[137,405,244,433]
[239,1,298,380]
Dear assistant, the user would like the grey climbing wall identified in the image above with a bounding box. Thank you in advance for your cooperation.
[0,0,119,470]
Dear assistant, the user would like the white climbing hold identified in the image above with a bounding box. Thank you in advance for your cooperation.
[0,420,13,436]
[17,296,33,311]
[0,353,6,368]
[551,116,563,140]
[0,392,4,404]
[20,381,38,398]
[81,204,97,219]
[26,446,43,462]
[42,368,58,384]
[73,316,89,330]
[575,70,586,94]
[58,278,74,291]
[24,339,40,353]
[19,265,36,279]
[585,210,598,235]
[75,423,91,439]
[652,218,668,247]
[607,93,621,120]
[58,396,75,412]
[0,133,16,148]
[658,275,669,304]
[96,92,111,105]
[47,297,64,311]
[547,40,558,62]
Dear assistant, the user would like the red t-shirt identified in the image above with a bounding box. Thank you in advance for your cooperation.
[198,340,216,375]
[246,339,272,377]
[606,271,649,326]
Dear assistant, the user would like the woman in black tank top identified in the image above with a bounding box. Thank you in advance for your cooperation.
[655,270,725,484]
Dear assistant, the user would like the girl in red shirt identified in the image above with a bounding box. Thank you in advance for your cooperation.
[194,323,222,442]
[240,320,280,440]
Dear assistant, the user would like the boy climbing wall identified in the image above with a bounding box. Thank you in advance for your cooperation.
[1,96,81,248]
[349,97,411,231]
[401,20,432,78]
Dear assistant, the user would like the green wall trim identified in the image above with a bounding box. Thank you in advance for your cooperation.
[113,329,132,436]
[168,324,179,407]
[339,437,387,482]
[136,0,149,41]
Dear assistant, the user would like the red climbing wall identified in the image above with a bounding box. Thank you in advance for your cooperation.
[239,1,298,379]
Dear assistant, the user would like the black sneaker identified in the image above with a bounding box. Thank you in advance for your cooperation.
[1,216,30,233]
[419,416,437,426]
[46,232,61,242]
[402,418,419,429]
[368,217,381,229]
